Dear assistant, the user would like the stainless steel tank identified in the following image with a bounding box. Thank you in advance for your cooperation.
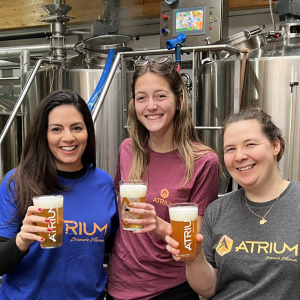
[197,55,240,193]
[21,35,132,179]
[0,97,22,178]
[242,22,300,181]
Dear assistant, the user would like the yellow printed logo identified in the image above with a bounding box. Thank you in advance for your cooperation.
[160,189,169,199]
[216,235,233,257]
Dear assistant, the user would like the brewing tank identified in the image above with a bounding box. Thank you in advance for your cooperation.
[0,97,22,178]
[21,35,133,179]
[242,22,300,181]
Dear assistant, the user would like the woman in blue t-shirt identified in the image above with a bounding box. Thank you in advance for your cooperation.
[0,90,118,300]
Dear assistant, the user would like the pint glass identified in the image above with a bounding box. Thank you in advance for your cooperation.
[33,195,64,249]
[119,180,147,231]
[168,203,198,257]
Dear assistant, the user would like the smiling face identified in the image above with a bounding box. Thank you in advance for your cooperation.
[134,72,178,141]
[223,119,280,191]
[47,105,88,172]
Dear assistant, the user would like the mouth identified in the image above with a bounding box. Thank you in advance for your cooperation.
[59,146,77,152]
[146,114,163,120]
[237,164,255,171]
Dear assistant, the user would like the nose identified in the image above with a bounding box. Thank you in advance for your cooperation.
[235,148,248,162]
[147,97,157,111]
[62,129,75,142]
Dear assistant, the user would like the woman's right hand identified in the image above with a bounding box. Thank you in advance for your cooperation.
[165,225,204,262]
[16,206,51,252]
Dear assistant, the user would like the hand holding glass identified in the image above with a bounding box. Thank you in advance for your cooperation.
[33,195,64,249]
[168,203,198,257]
[119,180,147,231]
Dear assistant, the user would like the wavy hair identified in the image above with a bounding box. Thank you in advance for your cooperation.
[128,61,214,186]
[8,90,96,224]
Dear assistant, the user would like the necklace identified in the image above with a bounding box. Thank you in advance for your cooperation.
[245,180,285,225]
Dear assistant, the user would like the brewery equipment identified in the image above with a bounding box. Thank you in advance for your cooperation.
[242,0,300,181]
[0,97,22,178]
[160,0,229,48]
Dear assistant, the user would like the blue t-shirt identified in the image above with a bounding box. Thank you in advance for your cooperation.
[0,165,118,300]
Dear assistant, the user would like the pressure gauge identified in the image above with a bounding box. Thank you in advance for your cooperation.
[165,0,178,4]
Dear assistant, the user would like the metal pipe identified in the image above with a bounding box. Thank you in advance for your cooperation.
[20,50,31,74]
[0,44,75,59]
[0,31,52,41]
[91,44,241,123]
[0,58,50,146]
[0,77,20,81]
[92,52,121,122]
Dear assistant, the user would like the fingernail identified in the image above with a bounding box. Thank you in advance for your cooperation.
[38,208,43,212]
[41,238,45,242]
[45,219,50,223]
[123,219,128,223]
[47,228,52,232]
[125,208,130,211]
[129,203,134,207]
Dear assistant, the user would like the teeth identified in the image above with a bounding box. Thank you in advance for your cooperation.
[238,165,254,171]
[61,146,76,151]
[147,115,162,120]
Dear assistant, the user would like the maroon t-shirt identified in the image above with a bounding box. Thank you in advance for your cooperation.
[106,138,219,300]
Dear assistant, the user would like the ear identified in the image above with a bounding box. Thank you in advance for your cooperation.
[273,138,281,156]
[131,99,135,109]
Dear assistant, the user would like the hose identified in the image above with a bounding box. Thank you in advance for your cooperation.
[87,48,115,111]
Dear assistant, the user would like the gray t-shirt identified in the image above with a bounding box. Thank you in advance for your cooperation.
[201,180,300,300]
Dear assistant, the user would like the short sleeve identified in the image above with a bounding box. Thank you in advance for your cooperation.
[189,152,219,215]
[201,210,217,269]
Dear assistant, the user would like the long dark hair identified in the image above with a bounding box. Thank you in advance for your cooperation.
[8,90,96,224]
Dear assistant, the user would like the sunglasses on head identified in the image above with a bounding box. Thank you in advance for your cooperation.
[133,55,171,68]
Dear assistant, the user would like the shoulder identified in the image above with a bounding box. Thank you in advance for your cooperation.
[0,169,16,190]
[194,149,219,170]
[120,138,132,150]
[285,180,300,195]
[205,189,243,215]
[88,166,114,185]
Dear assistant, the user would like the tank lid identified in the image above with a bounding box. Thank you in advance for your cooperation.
[78,34,133,53]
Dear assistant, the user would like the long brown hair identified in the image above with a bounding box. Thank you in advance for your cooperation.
[7,90,96,224]
[128,60,215,185]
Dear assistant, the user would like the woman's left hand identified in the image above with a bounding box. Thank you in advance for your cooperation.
[124,203,157,233]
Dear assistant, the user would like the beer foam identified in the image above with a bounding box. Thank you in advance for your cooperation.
[120,184,147,198]
[33,195,63,209]
[169,206,198,221]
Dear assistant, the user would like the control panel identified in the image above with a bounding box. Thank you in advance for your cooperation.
[160,0,229,48]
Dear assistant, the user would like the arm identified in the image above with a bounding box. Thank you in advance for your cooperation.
[165,228,218,299]
[185,236,218,298]
[0,235,28,276]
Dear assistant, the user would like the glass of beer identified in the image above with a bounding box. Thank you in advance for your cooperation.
[33,195,64,249]
[168,203,198,257]
[119,180,147,231]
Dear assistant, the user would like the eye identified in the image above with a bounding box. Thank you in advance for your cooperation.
[225,147,235,153]
[72,126,83,131]
[156,94,167,100]
[51,127,61,132]
[135,96,146,102]
[246,143,256,147]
